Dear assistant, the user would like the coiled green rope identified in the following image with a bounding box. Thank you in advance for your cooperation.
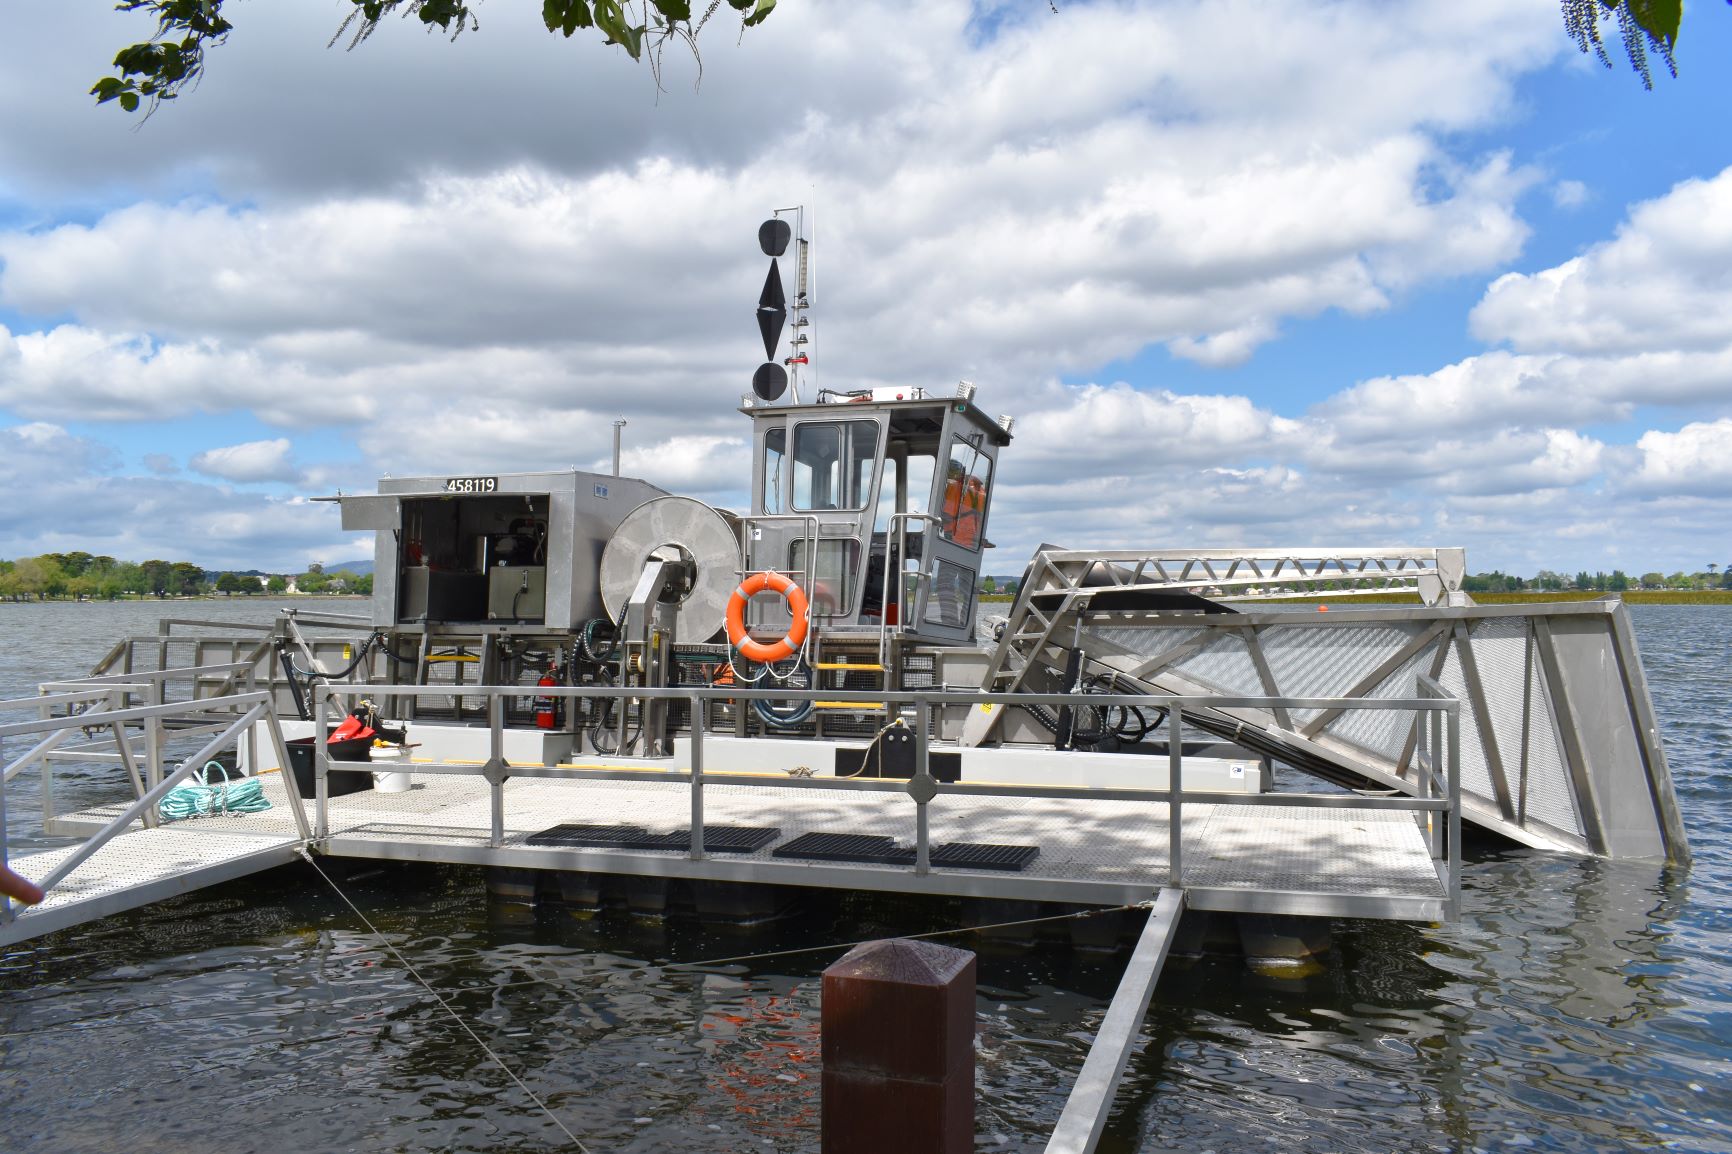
[159,762,272,821]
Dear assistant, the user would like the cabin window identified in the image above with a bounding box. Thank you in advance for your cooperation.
[924,558,975,628]
[789,538,860,618]
[938,436,992,550]
[762,426,786,515]
[792,420,879,512]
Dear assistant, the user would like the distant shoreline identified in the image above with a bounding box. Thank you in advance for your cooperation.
[980,590,1732,605]
[0,594,370,605]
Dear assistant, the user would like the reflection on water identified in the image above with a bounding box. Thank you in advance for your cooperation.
[0,602,1729,1152]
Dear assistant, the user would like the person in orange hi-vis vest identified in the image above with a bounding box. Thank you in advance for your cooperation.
[942,463,986,548]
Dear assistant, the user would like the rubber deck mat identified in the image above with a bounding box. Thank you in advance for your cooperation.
[771,832,917,865]
[526,824,780,854]
[928,842,1040,871]
[772,833,1040,871]
[656,826,782,853]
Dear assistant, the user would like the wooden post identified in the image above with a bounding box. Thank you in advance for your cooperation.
[821,938,975,1154]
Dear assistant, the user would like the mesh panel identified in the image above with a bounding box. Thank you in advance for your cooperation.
[1172,630,1260,694]
[1322,638,1444,764]
[1087,625,1208,672]
[1433,638,1494,805]
[1261,622,1426,729]
[1518,633,1583,836]
[1465,617,1529,818]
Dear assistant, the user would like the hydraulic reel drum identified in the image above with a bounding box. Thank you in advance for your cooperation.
[599,496,741,642]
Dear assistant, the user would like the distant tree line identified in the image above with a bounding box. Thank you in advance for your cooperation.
[0,552,372,601]
[1468,567,1732,593]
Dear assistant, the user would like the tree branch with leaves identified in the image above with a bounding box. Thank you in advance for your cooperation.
[92,0,777,116]
[1560,0,1682,89]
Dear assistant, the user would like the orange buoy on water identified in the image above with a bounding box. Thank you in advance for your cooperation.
[1318,604,1329,612]
[726,571,811,664]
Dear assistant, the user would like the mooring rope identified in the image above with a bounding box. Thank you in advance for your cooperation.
[297,849,594,1154]
[659,901,1154,972]
[461,899,1156,995]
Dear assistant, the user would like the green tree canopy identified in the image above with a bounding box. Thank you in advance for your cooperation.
[94,0,777,115]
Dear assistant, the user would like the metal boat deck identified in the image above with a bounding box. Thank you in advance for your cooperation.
[21,762,1448,930]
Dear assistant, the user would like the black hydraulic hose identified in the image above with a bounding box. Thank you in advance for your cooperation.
[282,632,383,681]
[578,618,617,663]
[1019,674,1166,746]
[375,640,411,667]
[277,642,311,722]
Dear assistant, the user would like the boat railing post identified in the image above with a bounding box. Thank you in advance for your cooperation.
[265,702,313,844]
[488,690,505,849]
[111,687,156,829]
[1167,703,1183,888]
[146,676,166,798]
[36,691,56,830]
[1447,699,1462,920]
[913,697,933,876]
[0,740,11,923]
[242,664,260,777]
[1430,695,1443,859]
[314,690,330,840]
[689,691,706,860]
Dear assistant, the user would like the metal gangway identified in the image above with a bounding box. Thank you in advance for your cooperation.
[0,665,310,942]
[968,546,1689,865]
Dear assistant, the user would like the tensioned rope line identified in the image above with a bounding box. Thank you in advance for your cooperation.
[434,900,1157,996]
[658,901,1154,972]
[297,849,593,1154]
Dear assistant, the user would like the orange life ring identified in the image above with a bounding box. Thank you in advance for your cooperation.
[726,571,811,663]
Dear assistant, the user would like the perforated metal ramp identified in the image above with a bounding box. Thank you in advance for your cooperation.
[0,827,301,947]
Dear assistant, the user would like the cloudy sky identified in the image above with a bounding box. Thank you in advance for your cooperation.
[1,0,1729,574]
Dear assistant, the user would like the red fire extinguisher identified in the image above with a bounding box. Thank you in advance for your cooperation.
[535,666,559,730]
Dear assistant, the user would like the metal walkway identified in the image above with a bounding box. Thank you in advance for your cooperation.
[1,828,299,945]
[3,676,1460,949]
[44,766,1448,919]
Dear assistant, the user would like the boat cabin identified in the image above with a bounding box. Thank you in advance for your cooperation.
[742,384,1012,646]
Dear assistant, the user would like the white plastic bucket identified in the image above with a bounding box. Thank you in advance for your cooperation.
[373,770,412,793]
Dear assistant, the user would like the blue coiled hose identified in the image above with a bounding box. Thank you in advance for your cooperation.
[159,762,272,821]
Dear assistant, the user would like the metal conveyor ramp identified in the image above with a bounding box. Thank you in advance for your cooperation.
[969,548,1689,865]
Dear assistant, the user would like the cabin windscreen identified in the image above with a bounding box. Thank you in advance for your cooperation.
[792,420,879,511]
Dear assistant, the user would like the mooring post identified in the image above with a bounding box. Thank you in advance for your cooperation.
[821,937,975,1154]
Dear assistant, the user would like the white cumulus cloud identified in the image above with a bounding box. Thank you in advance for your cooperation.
[190,439,299,484]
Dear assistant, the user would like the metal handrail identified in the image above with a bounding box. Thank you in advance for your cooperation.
[0,688,311,925]
[302,679,1461,912]
[737,512,821,626]
[878,511,941,666]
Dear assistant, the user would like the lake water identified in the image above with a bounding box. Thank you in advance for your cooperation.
[0,599,1727,1153]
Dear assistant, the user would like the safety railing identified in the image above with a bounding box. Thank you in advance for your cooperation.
[878,511,942,665]
[303,678,1462,916]
[0,675,310,926]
